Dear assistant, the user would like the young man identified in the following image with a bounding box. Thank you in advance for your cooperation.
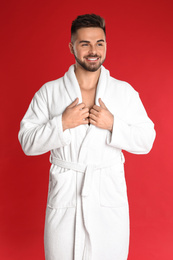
[19,14,156,260]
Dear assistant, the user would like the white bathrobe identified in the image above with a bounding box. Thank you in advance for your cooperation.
[18,65,156,260]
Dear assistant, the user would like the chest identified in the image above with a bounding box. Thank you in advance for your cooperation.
[81,88,96,109]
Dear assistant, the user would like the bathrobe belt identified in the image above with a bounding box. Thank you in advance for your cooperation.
[50,154,125,197]
[50,155,125,260]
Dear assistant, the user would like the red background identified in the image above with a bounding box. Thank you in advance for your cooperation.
[1,0,173,259]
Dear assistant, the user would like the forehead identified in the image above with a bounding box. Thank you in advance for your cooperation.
[74,27,106,42]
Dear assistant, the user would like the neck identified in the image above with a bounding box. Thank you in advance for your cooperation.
[74,64,101,91]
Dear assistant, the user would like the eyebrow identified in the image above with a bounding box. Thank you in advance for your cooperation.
[97,39,105,43]
[79,39,105,44]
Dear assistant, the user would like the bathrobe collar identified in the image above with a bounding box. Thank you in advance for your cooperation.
[63,65,111,163]
[63,65,110,106]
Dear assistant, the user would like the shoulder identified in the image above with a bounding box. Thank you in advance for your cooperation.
[35,76,64,100]
[109,76,138,96]
[102,66,138,96]
[40,76,64,93]
[106,76,139,106]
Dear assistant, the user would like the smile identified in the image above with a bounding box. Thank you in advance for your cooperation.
[86,57,99,61]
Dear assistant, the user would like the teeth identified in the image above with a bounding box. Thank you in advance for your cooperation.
[87,58,98,61]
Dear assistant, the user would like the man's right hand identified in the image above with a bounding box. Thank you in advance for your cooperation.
[62,98,89,131]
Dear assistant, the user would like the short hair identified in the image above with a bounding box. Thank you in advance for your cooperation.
[71,14,106,42]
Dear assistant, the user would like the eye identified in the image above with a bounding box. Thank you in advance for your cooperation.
[97,43,103,46]
[81,44,89,47]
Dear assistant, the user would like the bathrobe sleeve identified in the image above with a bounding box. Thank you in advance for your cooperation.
[18,86,71,156]
[107,90,156,154]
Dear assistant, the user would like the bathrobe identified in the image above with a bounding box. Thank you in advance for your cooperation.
[18,65,156,260]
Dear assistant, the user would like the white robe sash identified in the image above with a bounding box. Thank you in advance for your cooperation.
[50,155,125,260]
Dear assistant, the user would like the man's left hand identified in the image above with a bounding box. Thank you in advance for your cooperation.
[89,98,114,132]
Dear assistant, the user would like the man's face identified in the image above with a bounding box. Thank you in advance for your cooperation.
[70,27,107,72]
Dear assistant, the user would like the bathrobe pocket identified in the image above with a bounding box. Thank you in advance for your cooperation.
[100,163,127,208]
[47,169,76,209]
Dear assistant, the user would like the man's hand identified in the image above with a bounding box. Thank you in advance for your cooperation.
[62,98,89,131]
[89,98,114,132]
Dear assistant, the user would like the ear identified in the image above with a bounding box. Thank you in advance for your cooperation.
[69,42,74,54]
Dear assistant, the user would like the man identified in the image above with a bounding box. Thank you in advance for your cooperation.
[18,14,156,260]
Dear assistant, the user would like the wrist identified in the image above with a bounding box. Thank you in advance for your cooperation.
[62,114,68,131]
[109,115,114,132]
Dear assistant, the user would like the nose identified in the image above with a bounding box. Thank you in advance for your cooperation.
[88,45,97,55]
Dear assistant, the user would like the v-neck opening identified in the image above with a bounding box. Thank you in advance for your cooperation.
[64,65,109,106]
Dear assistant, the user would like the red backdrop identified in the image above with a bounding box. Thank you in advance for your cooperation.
[1,0,173,259]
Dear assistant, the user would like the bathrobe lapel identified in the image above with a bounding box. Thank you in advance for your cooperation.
[63,65,110,163]
[63,65,83,104]
[78,65,110,163]
[64,64,109,106]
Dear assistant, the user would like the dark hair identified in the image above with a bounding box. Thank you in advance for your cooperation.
[71,14,106,41]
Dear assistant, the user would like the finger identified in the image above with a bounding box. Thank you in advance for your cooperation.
[81,107,89,114]
[77,103,86,110]
[68,98,79,108]
[89,118,96,125]
[90,108,99,116]
[92,105,101,112]
[99,98,107,109]
[82,111,90,118]
[89,113,97,121]
[82,118,89,124]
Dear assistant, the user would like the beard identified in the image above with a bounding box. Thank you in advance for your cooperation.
[74,54,106,72]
